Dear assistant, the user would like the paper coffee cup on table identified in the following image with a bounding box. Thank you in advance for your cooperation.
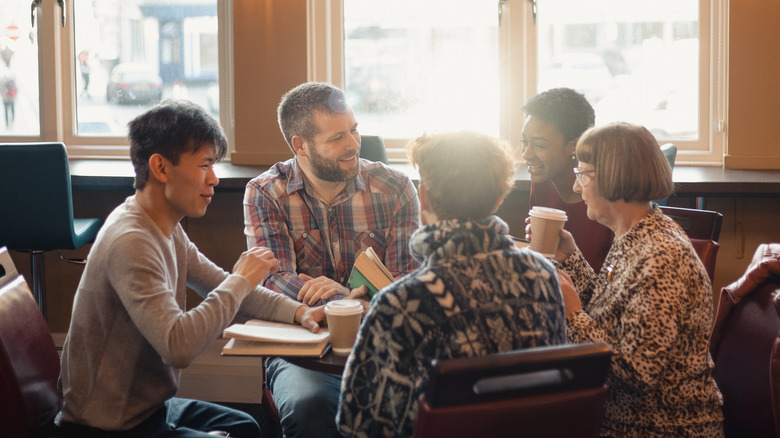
[528,207,568,258]
[324,300,363,355]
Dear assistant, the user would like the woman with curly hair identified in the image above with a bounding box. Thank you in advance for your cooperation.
[337,131,568,437]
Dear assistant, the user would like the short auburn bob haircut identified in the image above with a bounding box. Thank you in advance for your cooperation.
[576,122,673,203]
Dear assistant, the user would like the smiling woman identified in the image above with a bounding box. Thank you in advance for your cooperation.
[522,87,613,271]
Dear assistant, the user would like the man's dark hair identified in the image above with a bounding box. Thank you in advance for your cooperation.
[522,88,595,142]
[128,99,227,190]
[277,82,348,153]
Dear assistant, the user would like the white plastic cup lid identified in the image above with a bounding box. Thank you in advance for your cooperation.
[324,299,363,315]
[528,206,568,221]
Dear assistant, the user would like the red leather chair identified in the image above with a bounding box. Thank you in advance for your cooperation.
[660,205,723,283]
[660,205,723,241]
[691,238,720,284]
[0,247,233,437]
[412,342,612,438]
[0,247,62,436]
[710,243,780,438]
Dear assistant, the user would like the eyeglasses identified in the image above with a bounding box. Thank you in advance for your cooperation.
[573,167,596,186]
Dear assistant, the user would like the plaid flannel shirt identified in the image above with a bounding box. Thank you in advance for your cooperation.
[244,158,420,301]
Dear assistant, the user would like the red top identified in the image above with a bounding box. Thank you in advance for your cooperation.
[529,180,613,271]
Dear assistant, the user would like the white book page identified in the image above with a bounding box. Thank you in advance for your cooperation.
[224,320,330,343]
[366,247,393,281]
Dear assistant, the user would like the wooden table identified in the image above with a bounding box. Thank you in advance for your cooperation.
[283,346,348,374]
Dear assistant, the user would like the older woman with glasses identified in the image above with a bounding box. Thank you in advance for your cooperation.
[531,122,724,437]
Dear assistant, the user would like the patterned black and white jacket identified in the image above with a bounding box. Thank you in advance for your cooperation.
[337,215,567,438]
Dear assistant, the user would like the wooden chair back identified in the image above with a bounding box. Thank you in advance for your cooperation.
[659,205,723,242]
[412,342,612,438]
[660,205,723,282]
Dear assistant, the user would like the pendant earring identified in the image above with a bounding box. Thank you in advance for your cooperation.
[570,153,577,161]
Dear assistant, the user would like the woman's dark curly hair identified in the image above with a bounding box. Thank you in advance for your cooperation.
[521,87,595,142]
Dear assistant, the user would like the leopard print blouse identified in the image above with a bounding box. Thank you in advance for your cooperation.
[561,206,725,437]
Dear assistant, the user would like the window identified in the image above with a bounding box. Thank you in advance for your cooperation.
[342,0,499,141]
[533,0,721,161]
[0,1,39,136]
[0,0,231,159]
[322,0,726,164]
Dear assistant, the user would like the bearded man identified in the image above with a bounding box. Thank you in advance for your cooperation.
[243,82,420,438]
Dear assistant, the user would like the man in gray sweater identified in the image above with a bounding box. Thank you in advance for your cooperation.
[56,100,324,437]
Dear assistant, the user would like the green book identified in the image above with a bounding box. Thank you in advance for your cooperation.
[348,247,393,298]
[348,267,381,297]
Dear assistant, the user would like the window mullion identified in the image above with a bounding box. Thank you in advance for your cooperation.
[307,0,343,87]
[503,0,536,151]
[39,0,66,142]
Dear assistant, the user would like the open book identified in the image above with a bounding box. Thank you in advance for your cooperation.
[348,246,394,298]
[222,319,331,357]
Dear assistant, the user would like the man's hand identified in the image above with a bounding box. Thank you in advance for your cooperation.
[297,274,350,305]
[232,246,279,289]
[346,285,371,314]
[294,304,325,333]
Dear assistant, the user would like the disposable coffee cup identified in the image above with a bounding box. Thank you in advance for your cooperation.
[324,300,364,355]
[528,207,568,258]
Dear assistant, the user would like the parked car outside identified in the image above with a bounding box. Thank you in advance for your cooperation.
[106,63,163,105]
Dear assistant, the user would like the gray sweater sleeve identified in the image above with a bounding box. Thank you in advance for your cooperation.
[182,238,301,324]
[107,228,299,368]
[238,285,300,323]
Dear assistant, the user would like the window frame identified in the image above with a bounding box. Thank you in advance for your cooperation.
[0,0,234,160]
[4,1,723,165]
[316,0,727,165]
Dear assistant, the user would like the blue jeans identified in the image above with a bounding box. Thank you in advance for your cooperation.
[265,357,342,438]
[59,398,259,437]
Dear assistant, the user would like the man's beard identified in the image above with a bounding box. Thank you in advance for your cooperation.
[309,144,361,182]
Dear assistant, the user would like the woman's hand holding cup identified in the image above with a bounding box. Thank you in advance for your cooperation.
[525,213,577,263]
